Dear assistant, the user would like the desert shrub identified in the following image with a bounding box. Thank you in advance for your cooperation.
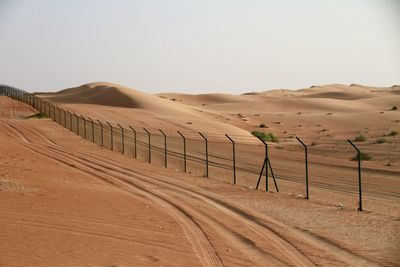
[351,152,372,161]
[388,130,399,137]
[354,134,367,142]
[251,131,279,143]
[26,112,47,119]
[391,106,398,111]
[375,138,387,144]
[259,123,267,128]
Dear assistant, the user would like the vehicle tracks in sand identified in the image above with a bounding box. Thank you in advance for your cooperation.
[1,118,380,266]
[20,130,314,266]
[0,217,187,252]
[1,119,224,267]
[40,141,381,266]
[41,143,379,267]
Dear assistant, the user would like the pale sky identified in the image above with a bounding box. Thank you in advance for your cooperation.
[0,0,399,94]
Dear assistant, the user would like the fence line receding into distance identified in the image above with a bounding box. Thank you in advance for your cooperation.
[1,84,399,217]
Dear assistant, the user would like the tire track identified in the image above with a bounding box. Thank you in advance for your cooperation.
[0,119,31,143]
[27,141,311,266]
[4,118,379,266]
[44,132,381,266]
[44,142,378,266]
[0,218,187,252]
[24,144,224,267]
[0,210,174,235]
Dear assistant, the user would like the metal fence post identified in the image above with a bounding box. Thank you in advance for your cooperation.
[52,104,55,120]
[296,137,309,199]
[106,122,113,151]
[225,134,236,185]
[348,140,363,211]
[81,116,87,139]
[143,128,151,163]
[177,131,186,172]
[75,113,80,135]
[57,106,61,123]
[38,98,42,112]
[199,132,209,178]
[63,108,67,128]
[256,139,268,191]
[255,137,279,192]
[43,101,47,116]
[97,120,104,146]
[117,124,125,154]
[87,118,95,143]
[40,100,44,115]
[129,126,137,159]
[69,111,73,130]
[159,129,167,167]
[39,99,43,113]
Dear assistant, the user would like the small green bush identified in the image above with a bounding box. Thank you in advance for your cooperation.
[388,130,399,137]
[354,134,367,142]
[251,131,279,143]
[375,138,387,144]
[26,112,48,119]
[351,152,372,161]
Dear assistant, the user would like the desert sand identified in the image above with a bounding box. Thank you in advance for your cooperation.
[1,82,399,266]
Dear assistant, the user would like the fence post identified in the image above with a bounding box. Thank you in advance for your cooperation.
[143,127,151,163]
[117,124,125,154]
[255,137,279,192]
[159,129,167,167]
[143,128,151,163]
[38,99,42,113]
[38,98,42,112]
[75,113,80,135]
[81,116,87,139]
[69,111,73,130]
[225,134,236,185]
[43,101,47,116]
[51,103,55,120]
[199,132,209,178]
[129,126,137,159]
[97,120,104,146]
[63,108,67,128]
[87,118,95,143]
[177,131,186,172]
[41,100,45,114]
[58,107,62,124]
[60,108,66,128]
[296,137,309,199]
[347,140,363,211]
[106,122,113,151]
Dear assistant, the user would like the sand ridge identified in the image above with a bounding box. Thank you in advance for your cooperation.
[39,82,254,136]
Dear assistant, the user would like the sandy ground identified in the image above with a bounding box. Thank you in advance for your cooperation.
[1,96,400,266]
[38,83,400,217]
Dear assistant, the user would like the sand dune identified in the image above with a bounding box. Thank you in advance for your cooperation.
[39,82,254,136]
[158,84,399,140]
[38,82,399,142]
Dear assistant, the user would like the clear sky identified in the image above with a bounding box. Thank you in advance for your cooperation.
[0,0,399,94]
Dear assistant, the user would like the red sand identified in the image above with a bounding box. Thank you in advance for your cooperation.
[1,95,399,266]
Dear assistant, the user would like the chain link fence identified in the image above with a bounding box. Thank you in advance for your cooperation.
[1,84,399,217]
